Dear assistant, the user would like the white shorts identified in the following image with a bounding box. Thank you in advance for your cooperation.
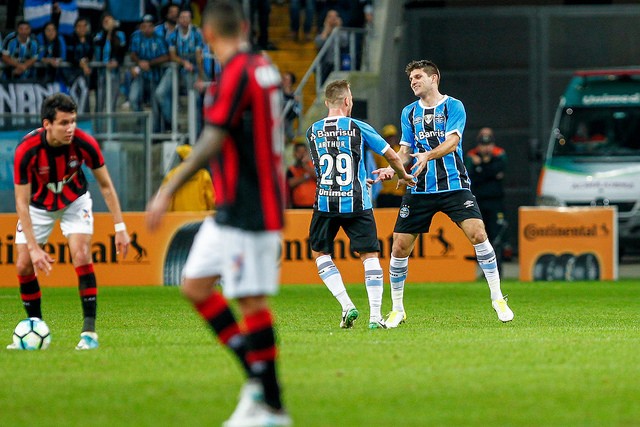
[182,216,282,299]
[15,192,94,245]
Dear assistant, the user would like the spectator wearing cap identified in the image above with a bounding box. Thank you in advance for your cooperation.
[129,14,170,132]
[162,144,214,212]
[465,127,508,266]
[373,124,405,208]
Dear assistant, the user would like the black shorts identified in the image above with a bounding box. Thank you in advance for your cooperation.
[393,190,482,234]
[309,210,380,254]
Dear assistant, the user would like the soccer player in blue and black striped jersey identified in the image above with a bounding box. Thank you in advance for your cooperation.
[307,79,415,330]
[373,60,514,326]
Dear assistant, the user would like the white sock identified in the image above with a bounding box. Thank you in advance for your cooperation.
[389,256,409,312]
[473,240,503,301]
[316,255,353,311]
[363,257,383,321]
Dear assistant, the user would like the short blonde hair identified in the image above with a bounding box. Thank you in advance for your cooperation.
[324,79,350,106]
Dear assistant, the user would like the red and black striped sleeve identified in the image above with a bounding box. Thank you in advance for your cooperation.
[73,128,104,169]
[14,130,43,185]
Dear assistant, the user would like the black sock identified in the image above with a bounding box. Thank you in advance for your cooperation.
[76,264,97,332]
[194,291,252,376]
[244,308,283,410]
[19,274,42,319]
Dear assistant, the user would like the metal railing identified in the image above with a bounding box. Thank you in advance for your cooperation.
[282,27,369,137]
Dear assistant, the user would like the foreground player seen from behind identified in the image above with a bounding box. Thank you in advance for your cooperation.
[146,1,291,426]
[9,93,130,350]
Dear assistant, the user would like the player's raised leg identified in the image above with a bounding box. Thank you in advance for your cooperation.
[315,254,358,328]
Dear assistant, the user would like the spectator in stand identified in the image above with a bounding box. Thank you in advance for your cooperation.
[155,8,204,131]
[66,17,93,81]
[93,12,127,113]
[287,141,317,209]
[249,0,277,51]
[37,22,67,83]
[315,9,347,85]
[129,14,170,132]
[65,17,94,112]
[289,0,316,42]
[1,21,40,81]
[373,124,405,208]
[282,71,301,143]
[76,0,107,35]
[154,3,180,42]
[194,44,220,135]
[162,144,214,212]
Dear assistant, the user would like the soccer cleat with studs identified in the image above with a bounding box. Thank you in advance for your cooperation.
[492,296,514,322]
[340,306,359,329]
[385,310,407,328]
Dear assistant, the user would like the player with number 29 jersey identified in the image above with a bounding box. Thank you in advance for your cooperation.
[307,117,390,215]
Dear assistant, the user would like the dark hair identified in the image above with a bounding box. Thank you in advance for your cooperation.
[41,94,77,122]
[405,60,441,83]
[284,71,297,85]
[202,0,244,37]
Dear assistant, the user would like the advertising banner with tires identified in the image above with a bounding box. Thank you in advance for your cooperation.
[518,207,617,281]
[0,209,476,287]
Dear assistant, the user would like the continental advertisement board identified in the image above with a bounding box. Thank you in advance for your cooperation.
[0,209,476,287]
[518,207,617,281]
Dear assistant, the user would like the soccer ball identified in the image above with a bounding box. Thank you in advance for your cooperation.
[12,318,51,350]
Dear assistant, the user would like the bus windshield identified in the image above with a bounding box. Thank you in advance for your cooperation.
[551,107,640,157]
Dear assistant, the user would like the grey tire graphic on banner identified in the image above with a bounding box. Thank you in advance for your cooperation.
[533,252,600,281]
[533,253,556,281]
[163,221,204,286]
[572,253,600,281]
[553,253,576,281]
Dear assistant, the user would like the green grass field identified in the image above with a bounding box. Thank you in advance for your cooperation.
[1,279,639,427]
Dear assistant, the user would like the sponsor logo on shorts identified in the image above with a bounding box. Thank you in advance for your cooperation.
[464,200,475,209]
[399,205,410,218]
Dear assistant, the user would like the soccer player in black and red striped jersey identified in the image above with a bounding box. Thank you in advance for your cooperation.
[9,93,130,351]
[145,2,290,426]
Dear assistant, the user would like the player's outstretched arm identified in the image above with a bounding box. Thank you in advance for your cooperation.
[383,148,416,188]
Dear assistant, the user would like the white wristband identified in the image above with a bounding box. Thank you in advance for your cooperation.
[114,222,127,232]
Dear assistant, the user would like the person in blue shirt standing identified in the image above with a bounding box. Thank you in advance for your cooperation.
[372,60,514,327]
[154,8,204,132]
[128,14,169,132]
[307,79,415,330]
